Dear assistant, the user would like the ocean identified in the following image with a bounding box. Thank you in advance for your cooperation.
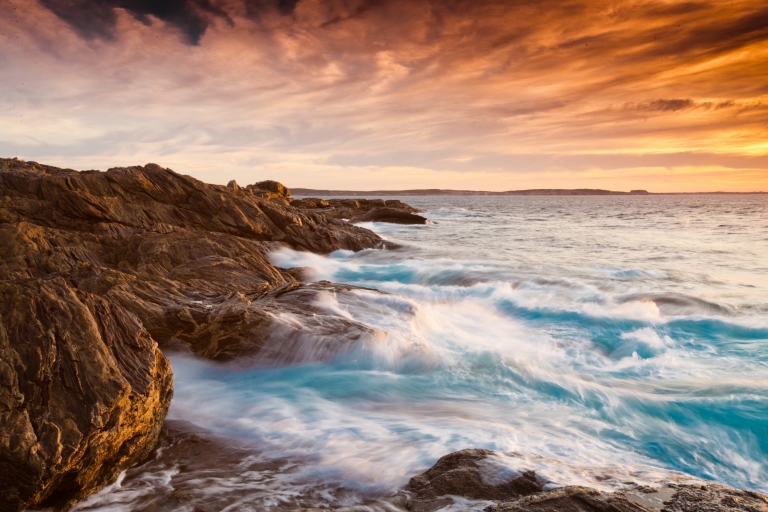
[72,195,768,511]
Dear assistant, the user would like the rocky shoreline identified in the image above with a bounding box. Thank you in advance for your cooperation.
[0,158,764,511]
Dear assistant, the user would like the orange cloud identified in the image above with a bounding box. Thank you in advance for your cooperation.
[0,0,766,191]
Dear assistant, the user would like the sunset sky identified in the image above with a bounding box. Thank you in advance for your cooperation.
[1,0,766,192]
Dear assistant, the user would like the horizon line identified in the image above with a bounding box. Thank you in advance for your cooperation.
[290,187,768,196]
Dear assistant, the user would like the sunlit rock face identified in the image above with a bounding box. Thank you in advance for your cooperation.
[0,278,173,511]
[0,157,395,508]
[0,157,388,360]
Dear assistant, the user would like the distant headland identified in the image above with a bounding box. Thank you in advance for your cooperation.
[291,188,766,196]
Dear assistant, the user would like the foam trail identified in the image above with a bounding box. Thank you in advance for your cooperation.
[74,195,768,510]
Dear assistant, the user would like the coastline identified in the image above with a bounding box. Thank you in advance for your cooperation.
[291,188,768,197]
[1,158,765,511]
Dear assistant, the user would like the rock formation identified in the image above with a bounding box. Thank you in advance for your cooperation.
[0,158,388,360]
[353,207,428,225]
[0,278,173,511]
[3,158,761,511]
[0,157,398,509]
[404,449,768,512]
[290,197,427,224]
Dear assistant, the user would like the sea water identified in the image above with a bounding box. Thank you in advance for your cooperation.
[73,195,768,511]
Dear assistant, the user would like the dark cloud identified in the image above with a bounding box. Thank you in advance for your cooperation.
[37,0,120,41]
[38,0,300,44]
[319,0,388,28]
[243,0,299,18]
[640,5,768,60]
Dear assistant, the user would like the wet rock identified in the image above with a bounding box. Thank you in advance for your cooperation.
[0,159,392,362]
[405,450,768,512]
[486,485,650,512]
[62,420,286,512]
[0,278,173,511]
[353,207,428,225]
[72,420,389,511]
[405,449,542,512]
[289,196,425,224]
[0,157,402,508]
[657,483,768,512]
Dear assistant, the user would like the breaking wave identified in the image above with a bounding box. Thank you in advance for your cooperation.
[73,195,768,511]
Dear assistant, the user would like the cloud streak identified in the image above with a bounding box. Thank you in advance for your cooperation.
[0,0,766,191]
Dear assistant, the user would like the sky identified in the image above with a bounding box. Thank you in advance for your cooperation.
[1,0,766,192]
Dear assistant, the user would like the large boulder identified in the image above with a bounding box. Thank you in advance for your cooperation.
[249,179,290,198]
[405,449,542,512]
[0,278,173,511]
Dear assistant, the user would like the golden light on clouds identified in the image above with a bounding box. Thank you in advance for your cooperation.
[0,0,766,192]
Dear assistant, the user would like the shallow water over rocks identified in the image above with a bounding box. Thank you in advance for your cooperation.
[69,194,768,510]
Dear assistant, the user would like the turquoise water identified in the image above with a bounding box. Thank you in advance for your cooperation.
[74,195,768,510]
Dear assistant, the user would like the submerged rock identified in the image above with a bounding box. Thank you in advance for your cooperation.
[0,278,173,511]
[404,449,768,512]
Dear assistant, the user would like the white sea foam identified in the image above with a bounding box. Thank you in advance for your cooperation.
[76,195,768,510]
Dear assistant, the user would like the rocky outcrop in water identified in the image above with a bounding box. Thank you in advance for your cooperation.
[290,197,427,224]
[353,207,428,225]
[404,449,768,512]
[0,158,387,360]
[0,157,399,509]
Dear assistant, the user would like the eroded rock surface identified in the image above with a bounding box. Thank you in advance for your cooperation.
[353,207,428,225]
[405,449,768,512]
[290,197,426,224]
[0,159,381,253]
[0,278,173,511]
[0,157,399,509]
[0,158,389,363]
[405,449,543,512]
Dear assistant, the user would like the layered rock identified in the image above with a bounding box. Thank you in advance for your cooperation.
[0,278,173,511]
[404,449,768,512]
[0,157,399,509]
[353,207,428,225]
[0,158,388,362]
[0,159,381,253]
[290,197,427,224]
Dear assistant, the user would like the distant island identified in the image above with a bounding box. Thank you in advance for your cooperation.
[292,188,652,196]
[291,188,767,196]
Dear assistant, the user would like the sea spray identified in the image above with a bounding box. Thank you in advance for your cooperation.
[72,195,768,510]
